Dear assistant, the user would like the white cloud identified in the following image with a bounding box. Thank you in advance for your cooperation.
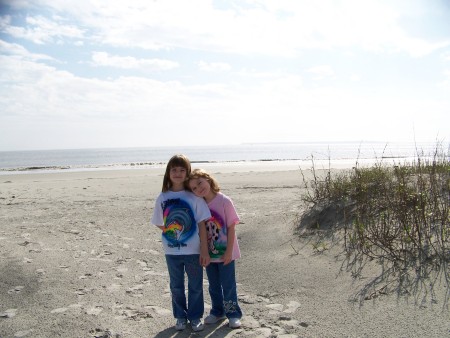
[18,0,448,57]
[307,65,335,81]
[3,15,84,44]
[91,52,179,71]
[0,0,449,150]
[0,39,55,61]
[198,61,231,72]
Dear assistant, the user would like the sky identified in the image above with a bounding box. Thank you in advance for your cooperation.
[0,0,449,151]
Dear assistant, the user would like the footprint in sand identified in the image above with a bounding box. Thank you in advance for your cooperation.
[86,305,104,316]
[144,305,172,316]
[126,284,144,297]
[113,305,152,321]
[107,283,122,292]
[265,300,300,315]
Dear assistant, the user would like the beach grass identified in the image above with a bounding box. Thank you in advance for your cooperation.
[298,142,449,304]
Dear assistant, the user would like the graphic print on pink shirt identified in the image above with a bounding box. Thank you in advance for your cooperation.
[206,209,228,259]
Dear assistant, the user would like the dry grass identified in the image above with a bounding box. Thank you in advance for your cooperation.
[298,142,449,305]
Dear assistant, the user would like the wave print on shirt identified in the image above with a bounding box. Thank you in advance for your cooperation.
[162,198,196,249]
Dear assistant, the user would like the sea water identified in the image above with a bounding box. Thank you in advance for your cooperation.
[0,141,443,173]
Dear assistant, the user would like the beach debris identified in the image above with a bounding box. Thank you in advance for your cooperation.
[0,308,17,318]
[8,286,24,294]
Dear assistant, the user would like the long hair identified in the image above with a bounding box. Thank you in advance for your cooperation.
[188,168,220,193]
[162,154,191,192]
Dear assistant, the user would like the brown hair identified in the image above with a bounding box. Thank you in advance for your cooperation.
[162,154,191,192]
[188,168,221,193]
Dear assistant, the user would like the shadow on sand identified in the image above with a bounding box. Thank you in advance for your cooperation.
[154,320,237,338]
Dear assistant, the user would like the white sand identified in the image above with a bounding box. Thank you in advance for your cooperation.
[0,165,448,338]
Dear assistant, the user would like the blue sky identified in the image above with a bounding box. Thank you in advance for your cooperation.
[0,0,449,151]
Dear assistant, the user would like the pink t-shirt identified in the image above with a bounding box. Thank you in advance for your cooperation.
[206,192,241,262]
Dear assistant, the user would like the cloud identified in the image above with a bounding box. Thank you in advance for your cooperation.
[0,0,448,150]
[91,52,179,71]
[307,65,335,81]
[0,39,55,61]
[13,0,448,57]
[2,14,84,44]
[198,61,231,72]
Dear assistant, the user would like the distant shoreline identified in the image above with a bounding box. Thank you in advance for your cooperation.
[0,156,422,176]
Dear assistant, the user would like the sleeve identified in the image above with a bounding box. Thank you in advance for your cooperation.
[223,196,240,227]
[195,196,211,223]
[151,194,164,226]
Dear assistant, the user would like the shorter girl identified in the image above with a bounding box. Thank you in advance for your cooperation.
[151,155,211,332]
[188,168,243,329]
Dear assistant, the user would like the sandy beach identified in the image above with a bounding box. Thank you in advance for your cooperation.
[0,164,448,338]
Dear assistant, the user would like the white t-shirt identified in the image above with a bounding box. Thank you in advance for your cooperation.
[151,190,211,255]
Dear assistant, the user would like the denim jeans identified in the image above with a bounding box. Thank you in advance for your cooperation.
[165,254,204,321]
[205,261,242,319]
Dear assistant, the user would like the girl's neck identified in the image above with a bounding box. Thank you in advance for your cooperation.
[170,183,185,192]
[204,191,217,203]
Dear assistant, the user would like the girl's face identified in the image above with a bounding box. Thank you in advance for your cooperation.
[169,166,187,187]
[188,177,211,198]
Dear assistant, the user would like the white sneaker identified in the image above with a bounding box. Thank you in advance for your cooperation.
[190,319,204,332]
[229,318,241,328]
[204,314,226,324]
[175,318,187,331]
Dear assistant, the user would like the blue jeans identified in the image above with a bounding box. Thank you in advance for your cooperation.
[205,261,242,319]
[165,254,204,321]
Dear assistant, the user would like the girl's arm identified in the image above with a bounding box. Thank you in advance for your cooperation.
[198,220,210,267]
[222,223,236,265]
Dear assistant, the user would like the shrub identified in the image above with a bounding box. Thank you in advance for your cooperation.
[299,143,449,302]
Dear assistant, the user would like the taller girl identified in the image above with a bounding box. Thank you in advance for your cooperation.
[151,155,211,332]
[188,168,243,329]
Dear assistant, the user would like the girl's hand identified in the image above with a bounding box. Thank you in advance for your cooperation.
[222,250,232,265]
[200,252,210,267]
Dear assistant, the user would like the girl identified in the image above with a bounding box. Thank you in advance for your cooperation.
[188,168,243,329]
[151,155,211,332]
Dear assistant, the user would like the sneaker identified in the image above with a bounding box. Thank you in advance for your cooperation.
[190,319,204,332]
[175,318,187,331]
[229,318,241,329]
[204,314,226,324]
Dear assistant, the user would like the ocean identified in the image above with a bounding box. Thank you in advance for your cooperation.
[0,141,443,174]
